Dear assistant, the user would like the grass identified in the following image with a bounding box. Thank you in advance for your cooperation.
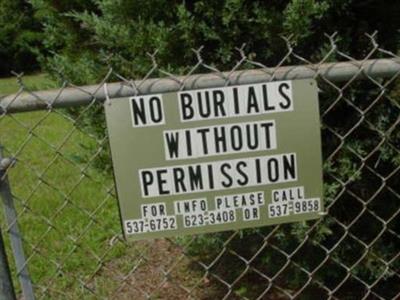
[0,74,212,299]
[0,74,129,298]
[0,74,56,95]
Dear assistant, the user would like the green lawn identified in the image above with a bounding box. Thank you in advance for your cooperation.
[0,74,209,299]
[0,75,130,298]
[0,74,57,95]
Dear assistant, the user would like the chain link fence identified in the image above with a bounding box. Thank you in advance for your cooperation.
[0,34,399,299]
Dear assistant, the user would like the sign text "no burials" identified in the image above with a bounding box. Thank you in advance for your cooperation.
[130,82,293,127]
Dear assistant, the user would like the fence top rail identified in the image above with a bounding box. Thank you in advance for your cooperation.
[1,58,399,114]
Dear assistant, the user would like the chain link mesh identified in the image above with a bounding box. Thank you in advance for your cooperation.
[0,34,399,299]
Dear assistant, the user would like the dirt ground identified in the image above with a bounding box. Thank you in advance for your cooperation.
[101,239,231,300]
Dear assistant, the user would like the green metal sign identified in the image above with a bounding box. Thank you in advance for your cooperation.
[105,79,323,240]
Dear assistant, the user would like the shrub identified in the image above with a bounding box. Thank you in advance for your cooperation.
[32,0,400,297]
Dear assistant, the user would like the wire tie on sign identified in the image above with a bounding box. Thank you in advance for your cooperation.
[104,82,112,106]
[109,234,122,246]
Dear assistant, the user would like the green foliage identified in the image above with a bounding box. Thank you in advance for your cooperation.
[27,0,400,298]
[283,0,329,41]
[0,0,41,75]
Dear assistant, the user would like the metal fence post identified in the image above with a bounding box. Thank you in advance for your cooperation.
[0,146,35,300]
[0,226,16,300]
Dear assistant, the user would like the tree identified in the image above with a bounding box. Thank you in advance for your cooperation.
[0,0,41,76]
[30,0,400,298]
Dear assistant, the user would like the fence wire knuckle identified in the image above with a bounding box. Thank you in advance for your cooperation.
[0,33,399,299]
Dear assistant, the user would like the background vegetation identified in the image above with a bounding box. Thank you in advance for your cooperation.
[1,0,400,298]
